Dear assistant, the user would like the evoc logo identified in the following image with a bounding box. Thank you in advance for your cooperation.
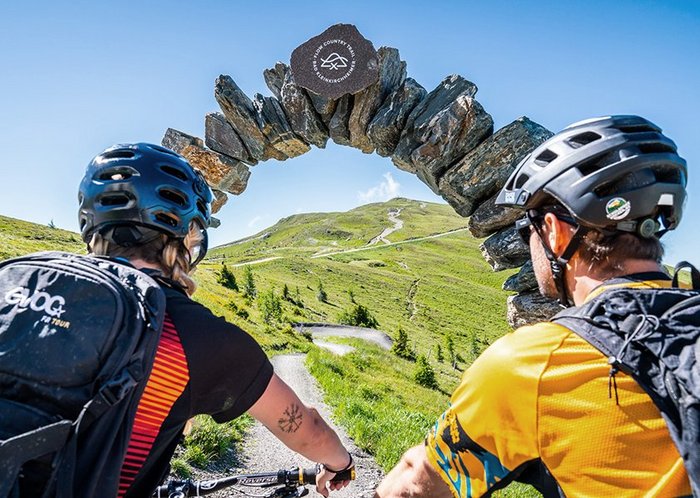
[5,286,67,318]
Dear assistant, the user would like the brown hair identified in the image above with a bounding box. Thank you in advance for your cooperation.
[89,224,202,295]
[576,229,665,275]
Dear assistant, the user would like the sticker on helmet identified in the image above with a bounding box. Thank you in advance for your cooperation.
[605,197,631,220]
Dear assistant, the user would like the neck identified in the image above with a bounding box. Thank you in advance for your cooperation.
[567,258,665,305]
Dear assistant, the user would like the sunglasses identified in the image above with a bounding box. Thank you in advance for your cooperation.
[516,209,578,245]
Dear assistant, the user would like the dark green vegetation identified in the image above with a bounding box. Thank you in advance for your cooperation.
[1,200,537,496]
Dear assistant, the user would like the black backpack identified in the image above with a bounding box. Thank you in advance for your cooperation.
[552,262,700,496]
[0,251,166,498]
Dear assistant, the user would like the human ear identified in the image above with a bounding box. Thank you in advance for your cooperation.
[542,213,572,257]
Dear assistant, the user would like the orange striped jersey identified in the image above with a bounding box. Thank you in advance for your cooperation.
[118,280,273,497]
[425,275,692,497]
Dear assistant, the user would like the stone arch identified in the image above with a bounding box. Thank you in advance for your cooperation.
[162,30,560,326]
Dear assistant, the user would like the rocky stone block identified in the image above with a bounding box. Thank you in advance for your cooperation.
[253,94,310,159]
[507,291,563,328]
[179,145,251,195]
[329,94,353,146]
[480,225,530,271]
[266,62,337,127]
[162,128,204,153]
[502,260,538,293]
[263,62,287,99]
[468,192,522,238]
[215,75,286,162]
[348,47,407,154]
[411,95,493,193]
[392,75,478,174]
[205,112,256,165]
[211,189,228,214]
[439,117,553,217]
[367,78,426,157]
[308,92,337,127]
[279,71,329,149]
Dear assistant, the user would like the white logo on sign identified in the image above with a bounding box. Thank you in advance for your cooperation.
[320,52,349,70]
[5,286,67,318]
[312,39,356,84]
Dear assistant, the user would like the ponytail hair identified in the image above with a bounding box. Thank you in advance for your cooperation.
[89,223,203,295]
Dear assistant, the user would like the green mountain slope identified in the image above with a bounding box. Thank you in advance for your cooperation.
[0,215,85,259]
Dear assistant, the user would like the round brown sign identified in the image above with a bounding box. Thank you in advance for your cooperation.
[290,24,379,99]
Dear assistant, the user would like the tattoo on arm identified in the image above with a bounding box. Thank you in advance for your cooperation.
[278,403,303,433]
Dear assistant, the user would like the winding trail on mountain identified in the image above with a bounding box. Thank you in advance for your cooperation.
[311,226,469,259]
[231,354,385,497]
[368,209,403,245]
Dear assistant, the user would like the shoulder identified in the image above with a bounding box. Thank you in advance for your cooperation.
[450,322,576,416]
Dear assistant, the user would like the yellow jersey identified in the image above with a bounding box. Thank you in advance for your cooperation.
[425,277,692,497]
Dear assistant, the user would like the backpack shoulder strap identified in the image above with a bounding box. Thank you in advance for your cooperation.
[672,261,700,289]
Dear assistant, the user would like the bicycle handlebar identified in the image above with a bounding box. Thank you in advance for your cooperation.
[153,466,356,497]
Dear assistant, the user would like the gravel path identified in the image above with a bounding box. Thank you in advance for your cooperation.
[231,354,384,497]
[368,209,403,245]
[295,324,393,351]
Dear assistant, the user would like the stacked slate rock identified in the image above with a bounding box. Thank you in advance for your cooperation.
[162,46,562,326]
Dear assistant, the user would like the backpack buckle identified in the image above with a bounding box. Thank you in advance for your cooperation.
[98,369,138,406]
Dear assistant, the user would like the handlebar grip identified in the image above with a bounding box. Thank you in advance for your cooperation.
[300,466,356,485]
[331,467,356,482]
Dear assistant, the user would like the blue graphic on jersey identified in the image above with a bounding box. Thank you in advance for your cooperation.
[429,411,510,496]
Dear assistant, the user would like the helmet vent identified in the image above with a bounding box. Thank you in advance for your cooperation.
[102,150,135,160]
[155,212,179,228]
[99,193,131,207]
[568,131,601,149]
[616,123,658,134]
[159,188,188,207]
[534,149,558,167]
[160,165,189,182]
[98,166,139,181]
[638,142,676,155]
[196,200,208,218]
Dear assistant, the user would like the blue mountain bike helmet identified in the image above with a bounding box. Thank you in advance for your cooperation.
[78,143,213,265]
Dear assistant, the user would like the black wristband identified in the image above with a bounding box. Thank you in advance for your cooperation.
[323,453,354,473]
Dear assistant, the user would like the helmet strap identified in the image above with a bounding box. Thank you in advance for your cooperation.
[533,221,589,307]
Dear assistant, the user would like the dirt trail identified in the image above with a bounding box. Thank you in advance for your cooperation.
[368,209,403,245]
[232,354,385,497]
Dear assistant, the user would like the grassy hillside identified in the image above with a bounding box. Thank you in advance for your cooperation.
[0,215,85,259]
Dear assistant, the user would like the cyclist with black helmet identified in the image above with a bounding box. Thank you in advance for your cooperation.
[375,115,692,497]
[79,143,354,498]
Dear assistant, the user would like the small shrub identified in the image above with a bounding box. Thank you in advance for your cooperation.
[242,265,256,298]
[181,415,251,468]
[236,308,249,320]
[282,283,291,301]
[170,457,192,478]
[257,289,283,326]
[317,281,328,303]
[338,303,378,329]
[414,355,438,389]
[435,344,444,363]
[217,263,238,291]
[391,327,415,361]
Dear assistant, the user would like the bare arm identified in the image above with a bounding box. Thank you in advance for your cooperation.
[375,445,453,498]
[248,373,352,495]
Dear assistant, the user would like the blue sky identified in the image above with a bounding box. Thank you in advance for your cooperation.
[0,1,698,264]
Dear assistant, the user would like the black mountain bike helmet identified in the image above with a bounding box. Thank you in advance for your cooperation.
[496,115,687,305]
[78,143,213,264]
[496,115,687,235]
